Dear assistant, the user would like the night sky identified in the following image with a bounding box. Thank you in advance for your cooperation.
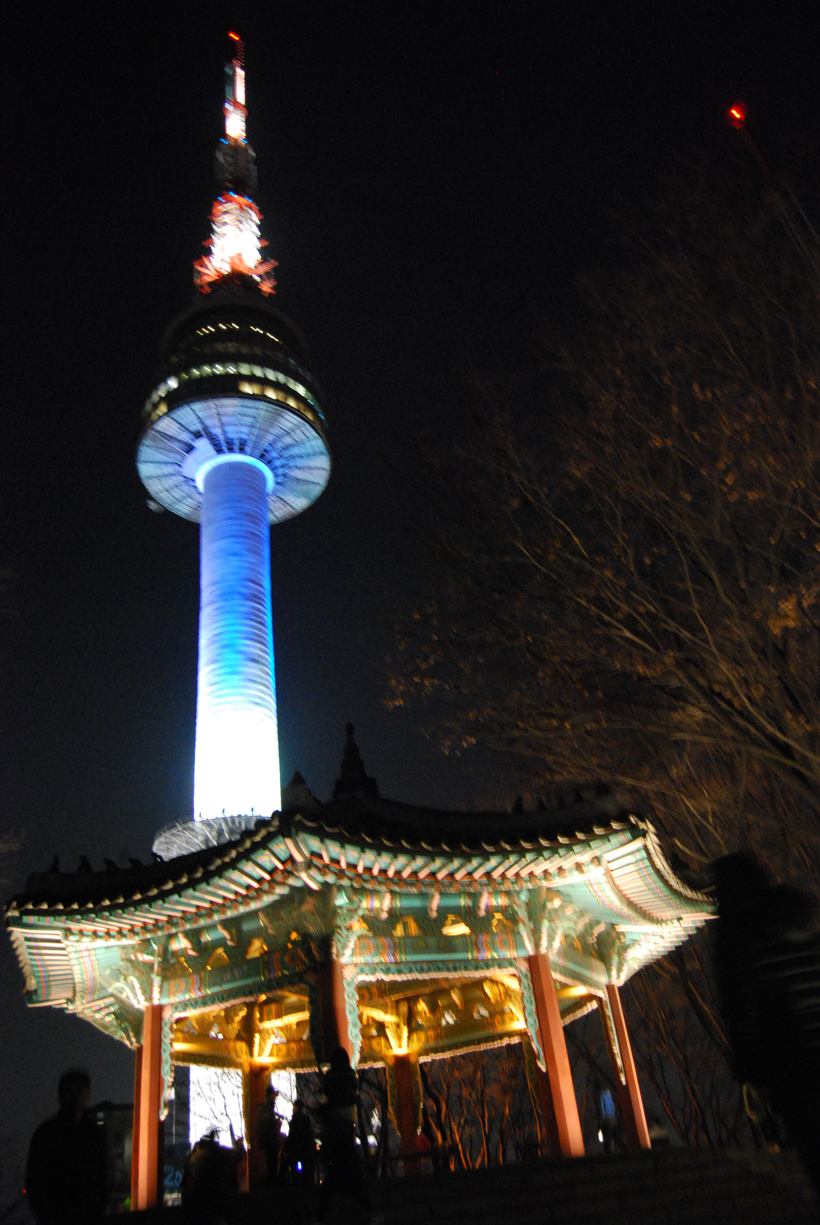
[3,0,819,1174]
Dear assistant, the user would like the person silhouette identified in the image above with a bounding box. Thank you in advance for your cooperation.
[715,854,820,1193]
[315,1047,375,1223]
[181,1129,241,1224]
[256,1083,284,1187]
[285,1098,316,1183]
[25,1069,105,1225]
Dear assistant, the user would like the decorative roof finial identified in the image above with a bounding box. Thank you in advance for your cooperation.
[333,724,380,798]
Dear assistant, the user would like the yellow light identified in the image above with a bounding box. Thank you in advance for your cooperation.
[256,1010,310,1030]
[225,108,245,141]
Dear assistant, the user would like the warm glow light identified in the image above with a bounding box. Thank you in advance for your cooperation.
[225,103,246,142]
[200,195,262,279]
[496,974,522,992]
[257,1011,311,1029]
[228,30,240,40]
[556,985,589,999]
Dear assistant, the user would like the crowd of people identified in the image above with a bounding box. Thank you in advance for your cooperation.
[25,1047,375,1224]
[161,1047,376,1223]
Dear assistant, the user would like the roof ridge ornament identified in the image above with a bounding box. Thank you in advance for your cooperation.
[333,724,380,799]
[281,771,322,813]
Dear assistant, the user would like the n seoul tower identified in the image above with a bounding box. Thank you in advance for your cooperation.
[139,34,330,854]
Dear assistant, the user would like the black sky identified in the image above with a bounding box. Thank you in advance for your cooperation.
[3,0,819,1172]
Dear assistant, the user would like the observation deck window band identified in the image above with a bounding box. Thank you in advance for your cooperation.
[145,366,322,417]
[182,349,314,389]
[196,324,281,342]
[194,452,275,493]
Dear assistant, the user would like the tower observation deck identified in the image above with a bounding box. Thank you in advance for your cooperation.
[138,35,330,855]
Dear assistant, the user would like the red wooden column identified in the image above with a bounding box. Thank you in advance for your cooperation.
[132,1003,163,1210]
[533,1064,562,1158]
[393,1054,422,1175]
[316,955,353,1062]
[527,953,584,1157]
[246,1066,269,1190]
[130,1046,143,1209]
[602,985,651,1150]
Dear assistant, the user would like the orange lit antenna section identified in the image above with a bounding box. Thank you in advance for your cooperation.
[194,34,277,295]
[224,33,247,143]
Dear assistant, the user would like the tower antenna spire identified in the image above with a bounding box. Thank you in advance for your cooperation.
[194,32,277,294]
[225,32,246,143]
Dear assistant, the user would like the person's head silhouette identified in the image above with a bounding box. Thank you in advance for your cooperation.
[57,1069,90,1125]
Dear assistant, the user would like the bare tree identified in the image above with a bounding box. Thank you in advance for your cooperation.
[391,157,820,877]
[389,156,820,1146]
[189,1065,245,1145]
[626,942,746,1146]
[420,1047,540,1169]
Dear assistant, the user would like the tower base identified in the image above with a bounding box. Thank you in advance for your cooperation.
[152,814,259,860]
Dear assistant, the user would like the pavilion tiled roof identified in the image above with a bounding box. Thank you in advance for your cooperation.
[6,784,708,926]
[5,777,714,1037]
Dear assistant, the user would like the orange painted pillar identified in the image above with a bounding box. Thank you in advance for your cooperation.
[316,956,353,1062]
[527,953,584,1157]
[246,1066,269,1190]
[130,1046,143,1209]
[533,1064,562,1158]
[393,1054,422,1175]
[603,985,650,1150]
[133,1003,163,1210]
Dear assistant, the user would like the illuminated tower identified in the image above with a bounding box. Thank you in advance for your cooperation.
[139,35,330,852]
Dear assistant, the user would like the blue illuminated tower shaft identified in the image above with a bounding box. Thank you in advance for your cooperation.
[194,456,280,819]
[138,303,330,830]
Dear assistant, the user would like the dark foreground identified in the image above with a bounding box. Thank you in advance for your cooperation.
[116,1145,818,1225]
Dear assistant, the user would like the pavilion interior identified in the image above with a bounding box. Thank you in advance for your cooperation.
[170,971,597,1072]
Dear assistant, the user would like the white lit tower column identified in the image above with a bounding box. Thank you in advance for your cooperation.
[138,35,330,856]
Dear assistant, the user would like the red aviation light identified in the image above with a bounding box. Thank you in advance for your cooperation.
[729,102,747,129]
[227,31,244,67]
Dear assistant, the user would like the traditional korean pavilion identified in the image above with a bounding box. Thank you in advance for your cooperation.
[7,729,712,1206]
